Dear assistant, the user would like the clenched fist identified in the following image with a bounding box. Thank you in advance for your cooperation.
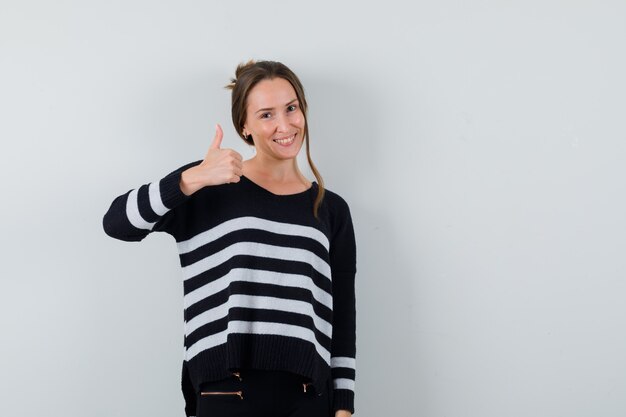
[180,124,244,196]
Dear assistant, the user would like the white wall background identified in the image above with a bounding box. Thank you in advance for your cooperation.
[1,1,625,416]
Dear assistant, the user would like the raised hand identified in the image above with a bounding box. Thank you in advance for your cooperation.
[179,123,244,196]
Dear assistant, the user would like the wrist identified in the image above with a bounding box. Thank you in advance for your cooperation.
[179,166,203,196]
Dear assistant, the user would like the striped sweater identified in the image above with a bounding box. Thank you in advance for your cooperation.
[102,160,357,415]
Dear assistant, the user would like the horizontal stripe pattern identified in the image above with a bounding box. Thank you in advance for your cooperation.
[186,320,331,365]
[184,268,332,311]
[180,215,334,371]
[331,356,356,369]
[148,180,169,216]
[180,241,331,282]
[185,294,332,338]
[125,180,171,231]
[177,216,329,254]
[333,377,355,391]
[126,188,156,230]
[332,356,356,391]
[103,160,357,415]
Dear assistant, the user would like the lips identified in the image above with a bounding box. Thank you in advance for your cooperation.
[273,134,296,145]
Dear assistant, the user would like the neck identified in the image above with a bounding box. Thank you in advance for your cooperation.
[245,155,306,183]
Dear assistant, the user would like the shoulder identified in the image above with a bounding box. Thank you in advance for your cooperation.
[322,186,352,215]
[320,185,354,239]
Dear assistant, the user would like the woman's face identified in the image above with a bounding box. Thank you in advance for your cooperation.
[243,77,305,162]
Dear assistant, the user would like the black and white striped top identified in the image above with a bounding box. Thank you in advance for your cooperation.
[102,160,357,415]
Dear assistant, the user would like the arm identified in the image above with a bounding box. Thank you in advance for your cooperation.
[102,124,243,241]
[102,160,202,241]
[329,198,358,415]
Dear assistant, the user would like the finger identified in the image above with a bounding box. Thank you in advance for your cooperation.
[209,123,223,150]
[231,150,243,161]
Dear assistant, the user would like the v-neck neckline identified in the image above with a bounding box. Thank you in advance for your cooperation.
[241,174,316,197]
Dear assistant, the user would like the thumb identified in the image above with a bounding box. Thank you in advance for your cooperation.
[210,123,223,150]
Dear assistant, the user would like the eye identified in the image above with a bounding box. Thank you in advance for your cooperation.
[260,112,271,119]
[287,104,298,112]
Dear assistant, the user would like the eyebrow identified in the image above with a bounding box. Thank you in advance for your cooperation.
[255,98,298,114]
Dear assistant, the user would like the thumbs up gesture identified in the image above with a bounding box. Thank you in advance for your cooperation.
[179,124,243,195]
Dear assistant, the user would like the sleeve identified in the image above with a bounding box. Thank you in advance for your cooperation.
[329,197,358,414]
[181,358,197,417]
[102,160,202,241]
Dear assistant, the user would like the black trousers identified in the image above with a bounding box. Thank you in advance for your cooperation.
[196,368,332,417]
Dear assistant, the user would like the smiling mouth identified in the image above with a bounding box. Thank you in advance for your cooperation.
[273,134,296,145]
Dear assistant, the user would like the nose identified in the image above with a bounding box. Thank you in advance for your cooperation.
[275,112,290,133]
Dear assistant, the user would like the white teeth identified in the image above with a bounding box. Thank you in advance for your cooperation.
[274,134,295,145]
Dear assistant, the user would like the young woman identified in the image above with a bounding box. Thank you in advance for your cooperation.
[103,60,357,417]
